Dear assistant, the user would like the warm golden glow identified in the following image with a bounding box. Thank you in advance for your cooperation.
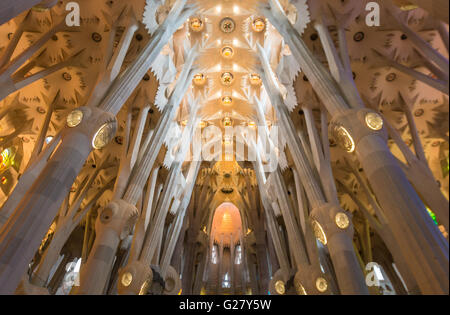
[220,18,235,33]
[248,121,257,129]
[365,112,384,131]
[221,46,234,59]
[221,72,234,86]
[295,282,307,295]
[193,73,206,86]
[249,73,262,86]
[316,277,328,293]
[335,126,355,153]
[312,220,327,245]
[223,117,233,127]
[121,272,133,287]
[92,122,115,150]
[0,148,15,174]
[335,212,350,229]
[222,96,233,106]
[275,280,286,295]
[189,17,204,32]
[252,18,266,32]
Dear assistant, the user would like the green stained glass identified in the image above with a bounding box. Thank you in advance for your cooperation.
[427,207,439,226]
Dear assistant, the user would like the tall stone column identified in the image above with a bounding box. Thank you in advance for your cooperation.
[217,237,224,295]
[258,49,368,294]
[261,1,449,294]
[0,107,115,294]
[0,133,61,228]
[230,239,235,295]
[74,200,138,294]
[252,157,291,281]
[0,0,192,294]
[160,161,201,277]
[331,109,449,294]
[192,252,206,295]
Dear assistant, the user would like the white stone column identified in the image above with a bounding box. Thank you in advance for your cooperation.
[257,48,368,294]
[160,161,201,278]
[0,107,115,294]
[74,200,138,294]
[262,1,449,294]
[0,3,194,293]
[0,133,61,228]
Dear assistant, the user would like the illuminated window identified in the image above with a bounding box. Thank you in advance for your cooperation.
[234,245,242,264]
[222,272,231,288]
[0,148,15,174]
[211,245,218,264]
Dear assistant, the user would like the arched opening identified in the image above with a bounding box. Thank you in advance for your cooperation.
[204,202,247,294]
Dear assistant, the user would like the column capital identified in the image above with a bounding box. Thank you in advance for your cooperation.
[96,199,139,240]
[294,265,330,295]
[117,260,153,295]
[63,106,117,151]
[310,203,354,241]
[329,108,388,153]
[163,266,182,295]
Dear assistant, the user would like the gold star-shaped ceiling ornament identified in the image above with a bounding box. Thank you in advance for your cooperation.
[220,17,236,33]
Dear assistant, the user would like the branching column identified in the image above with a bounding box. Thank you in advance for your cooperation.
[0,0,193,294]
[258,46,368,294]
[0,107,115,294]
[261,0,449,294]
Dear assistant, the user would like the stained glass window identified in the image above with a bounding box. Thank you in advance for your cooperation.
[0,148,14,174]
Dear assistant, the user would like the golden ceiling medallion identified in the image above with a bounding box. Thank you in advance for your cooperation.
[193,73,206,86]
[189,17,204,32]
[252,18,266,32]
[223,117,233,127]
[222,96,233,106]
[249,73,262,86]
[221,72,234,86]
[220,18,236,33]
[221,46,234,59]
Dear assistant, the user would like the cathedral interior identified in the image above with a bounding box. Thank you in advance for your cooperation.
[0,0,448,295]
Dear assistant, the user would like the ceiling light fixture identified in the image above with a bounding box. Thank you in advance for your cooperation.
[221,46,234,59]
[221,72,234,86]
[252,18,266,32]
[222,96,233,106]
